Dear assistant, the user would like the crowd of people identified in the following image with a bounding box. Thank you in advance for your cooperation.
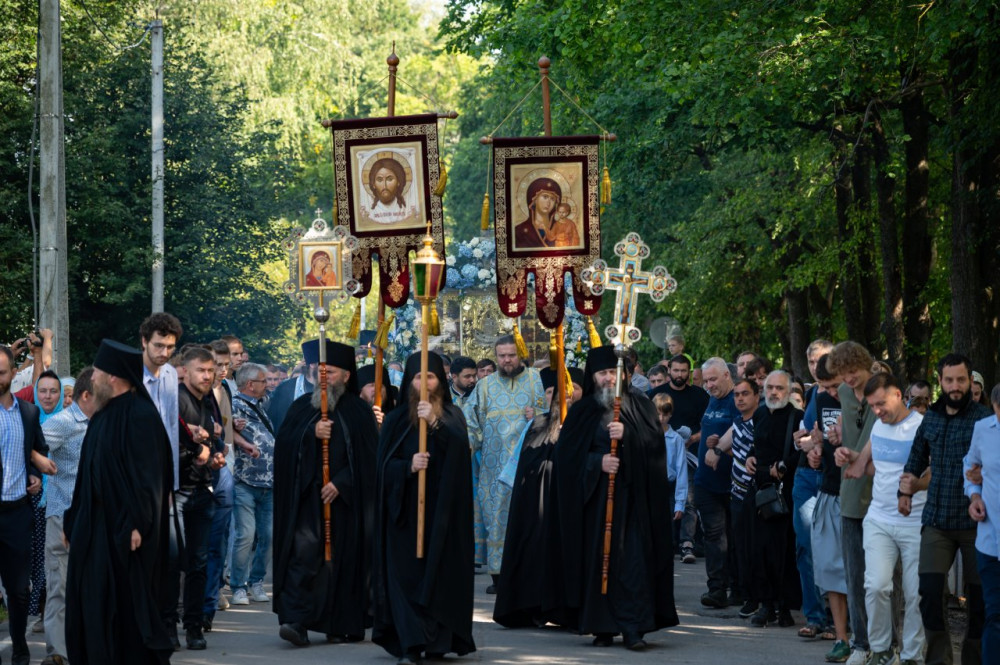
[1,318,999,665]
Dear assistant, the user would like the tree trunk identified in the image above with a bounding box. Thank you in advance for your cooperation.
[850,139,882,354]
[900,85,933,383]
[871,114,905,377]
[834,136,865,344]
[785,287,811,379]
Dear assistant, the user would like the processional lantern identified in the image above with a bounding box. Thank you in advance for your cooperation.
[408,224,446,560]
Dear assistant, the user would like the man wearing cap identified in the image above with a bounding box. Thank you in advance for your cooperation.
[372,351,476,664]
[267,342,319,433]
[543,346,678,649]
[272,340,379,647]
[466,334,545,593]
[64,339,174,664]
[493,365,582,627]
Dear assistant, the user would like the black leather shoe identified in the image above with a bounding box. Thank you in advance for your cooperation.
[345,633,365,642]
[623,631,647,650]
[186,626,207,650]
[592,633,614,647]
[202,616,213,633]
[700,589,729,608]
[12,642,30,665]
[750,606,771,628]
[279,622,310,647]
[166,623,181,651]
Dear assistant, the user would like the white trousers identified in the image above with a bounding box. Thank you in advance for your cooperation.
[863,515,925,660]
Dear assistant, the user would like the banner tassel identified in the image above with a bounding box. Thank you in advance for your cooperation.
[481,192,490,231]
[513,321,529,360]
[347,301,361,339]
[586,317,603,349]
[433,161,448,197]
[374,312,395,350]
[575,336,583,354]
[430,303,441,336]
[548,331,558,367]
[600,166,612,205]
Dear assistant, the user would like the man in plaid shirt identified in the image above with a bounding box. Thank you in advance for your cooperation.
[903,353,992,665]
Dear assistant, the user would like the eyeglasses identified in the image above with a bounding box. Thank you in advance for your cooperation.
[249,378,267,385]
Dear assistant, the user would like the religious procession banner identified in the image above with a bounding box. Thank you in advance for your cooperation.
[327,113,445,308]
[491,135,603,328]
[282,210,360,306]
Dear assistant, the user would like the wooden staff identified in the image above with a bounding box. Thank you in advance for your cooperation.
[416,296,431,558]
[316,300,332,562]
[373,48,398,411]
[601,352,625,594]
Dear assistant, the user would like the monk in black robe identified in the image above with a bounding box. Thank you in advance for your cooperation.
[64,339,174,665]
[272,340,378,646]
[543,345,678,649]
[494,366,582,628]
[372,352,476,665]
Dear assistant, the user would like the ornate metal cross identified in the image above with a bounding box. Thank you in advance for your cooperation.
[581,232,677,347]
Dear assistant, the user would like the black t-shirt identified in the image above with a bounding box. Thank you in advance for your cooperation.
[649,382,710,434]
[815,391,843,495]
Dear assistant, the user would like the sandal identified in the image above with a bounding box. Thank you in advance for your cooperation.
[798,623,821,638]
[819,625,837,640]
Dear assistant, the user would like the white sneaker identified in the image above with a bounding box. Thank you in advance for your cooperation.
[217,593,230,610]
[250,582,270,603]
[31,617,44,633]
[231,588,250,605]
[845,649,869,665]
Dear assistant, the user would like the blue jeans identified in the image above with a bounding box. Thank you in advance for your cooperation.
[792,466,825,625]
[230,482,273,590]
[842,516,869,651]
[978,549,1000,665]
[203,467,234,618]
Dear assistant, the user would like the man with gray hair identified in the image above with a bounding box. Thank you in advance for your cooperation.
[745,370,802,627]
[695,357,741,608]
[228,362,275,609]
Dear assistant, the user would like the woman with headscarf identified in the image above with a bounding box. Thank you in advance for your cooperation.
[29,370,63,627]
[372,352,475,665]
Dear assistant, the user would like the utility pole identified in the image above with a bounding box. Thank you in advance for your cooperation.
[151,19,165,313]
[38,0,70,373]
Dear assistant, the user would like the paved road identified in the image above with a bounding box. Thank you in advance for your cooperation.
[10,558,851,664]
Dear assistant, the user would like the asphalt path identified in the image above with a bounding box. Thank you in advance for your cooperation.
[7,557,857,664]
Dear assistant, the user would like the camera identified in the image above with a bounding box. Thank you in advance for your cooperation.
[30,329,43,347]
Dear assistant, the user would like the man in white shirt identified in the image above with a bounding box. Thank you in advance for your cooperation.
[837,372,926,665]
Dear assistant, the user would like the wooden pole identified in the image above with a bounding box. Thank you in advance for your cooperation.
[601,353,624,594]
[373,45,399,410]
[316,295,332,562]
[417,299,430,558]
[538,56,568,423]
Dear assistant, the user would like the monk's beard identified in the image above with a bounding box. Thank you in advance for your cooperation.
[497,364,525,379]
[597,385,616,410]
[765,394,790,411]
[408,384,445,426]
[311,381,346,411]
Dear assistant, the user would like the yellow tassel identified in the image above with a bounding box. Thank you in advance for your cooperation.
[587,317,602,349]
[480,192,490,231]
[575,336,582,354]
[347,301,361,339]
[374,313,395,350]
[430,303,441,336]
[548,332,558,367]
[600,166,612,205]
[433,161,448,197]
[367,344,373,359]
[564,368,572,393]
[513,321,529,360]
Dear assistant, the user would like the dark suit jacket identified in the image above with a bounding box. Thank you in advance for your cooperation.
[0,398,49,495]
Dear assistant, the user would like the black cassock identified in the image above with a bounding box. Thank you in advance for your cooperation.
[543,387,679,637]
[272,392,378,637]
[372,402,476,658]
[493,411,559,627]
[64,390,174,665]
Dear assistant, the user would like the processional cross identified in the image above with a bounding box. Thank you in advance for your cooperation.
[582,232,677,346]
